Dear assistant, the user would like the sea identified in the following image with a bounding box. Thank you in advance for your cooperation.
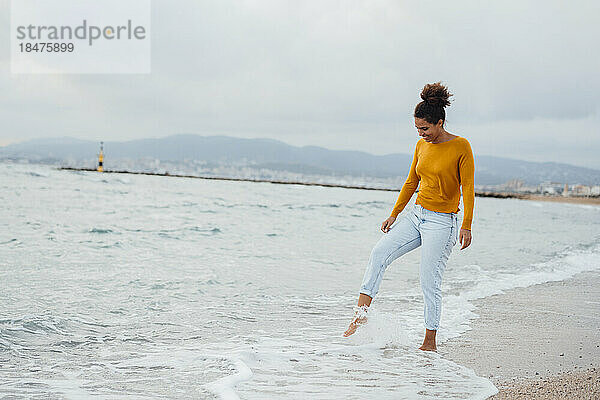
[2,161,599,399]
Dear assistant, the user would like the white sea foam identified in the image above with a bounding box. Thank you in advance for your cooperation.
[205,354,254,400]
[441,244,600,343]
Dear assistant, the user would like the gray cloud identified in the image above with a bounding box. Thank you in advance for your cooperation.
[1,0,599,168]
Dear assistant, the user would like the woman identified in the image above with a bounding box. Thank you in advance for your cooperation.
[343,82,475,352]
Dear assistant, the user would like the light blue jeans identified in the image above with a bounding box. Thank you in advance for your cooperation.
[359,203,458,331]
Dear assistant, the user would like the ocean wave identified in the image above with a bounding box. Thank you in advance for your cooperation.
[0,315,71,338]
[24,171,50,178]
[441,243,600,344]
[189,226,222,235]
[88,228,117,234]
[354,200,388,208]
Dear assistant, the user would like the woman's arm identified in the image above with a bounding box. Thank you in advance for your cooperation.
[459,140,475,231]
[390,141,421,218]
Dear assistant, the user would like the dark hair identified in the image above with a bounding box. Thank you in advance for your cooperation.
[414,82,453,125]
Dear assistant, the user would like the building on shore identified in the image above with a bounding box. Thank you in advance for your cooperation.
[539,181,566,195]
[559,183,600,197]
[571,184,592,196]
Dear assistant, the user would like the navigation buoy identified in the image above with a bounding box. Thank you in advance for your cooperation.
[97,141,104,172]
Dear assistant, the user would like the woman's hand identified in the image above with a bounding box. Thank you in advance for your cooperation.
[381,216,396,233]
[459,228,472,249]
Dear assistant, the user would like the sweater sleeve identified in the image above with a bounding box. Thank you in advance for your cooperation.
[459,140,475,230]
[390,142,420,218]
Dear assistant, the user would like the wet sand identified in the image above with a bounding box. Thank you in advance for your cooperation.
[440,270,600,399]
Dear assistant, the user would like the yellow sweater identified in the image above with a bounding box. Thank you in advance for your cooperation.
[390,136,475,231]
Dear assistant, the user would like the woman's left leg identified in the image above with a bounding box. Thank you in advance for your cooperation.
[418,210,458,350]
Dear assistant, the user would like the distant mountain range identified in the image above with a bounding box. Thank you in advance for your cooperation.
[1,134,599,186]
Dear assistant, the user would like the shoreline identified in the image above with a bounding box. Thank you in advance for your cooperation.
[56,167,600,205]
[440,269,600,399]
[517,193,600,206]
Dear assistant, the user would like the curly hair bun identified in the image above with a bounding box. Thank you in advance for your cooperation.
[420,82,452,108]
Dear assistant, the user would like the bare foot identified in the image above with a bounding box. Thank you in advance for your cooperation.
[343,305,369,337]
[418,328,437,351]
[343,316,367,337]
[418,342,437,352]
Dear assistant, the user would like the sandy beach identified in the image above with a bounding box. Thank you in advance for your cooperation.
[519,194,600,206]
[440,270,600,399]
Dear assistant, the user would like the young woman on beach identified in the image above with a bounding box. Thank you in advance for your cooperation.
[343,82,475,351]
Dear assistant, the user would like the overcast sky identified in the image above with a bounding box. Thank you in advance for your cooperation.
[1,0,599,169]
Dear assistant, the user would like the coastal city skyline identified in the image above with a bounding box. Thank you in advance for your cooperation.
[3,134,599,204]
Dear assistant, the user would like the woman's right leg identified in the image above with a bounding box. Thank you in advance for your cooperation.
[344,211,421,336]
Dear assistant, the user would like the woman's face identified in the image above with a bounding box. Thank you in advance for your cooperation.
[414,117,443,142]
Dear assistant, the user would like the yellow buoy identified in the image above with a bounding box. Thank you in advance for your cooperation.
[97,141,104,172]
